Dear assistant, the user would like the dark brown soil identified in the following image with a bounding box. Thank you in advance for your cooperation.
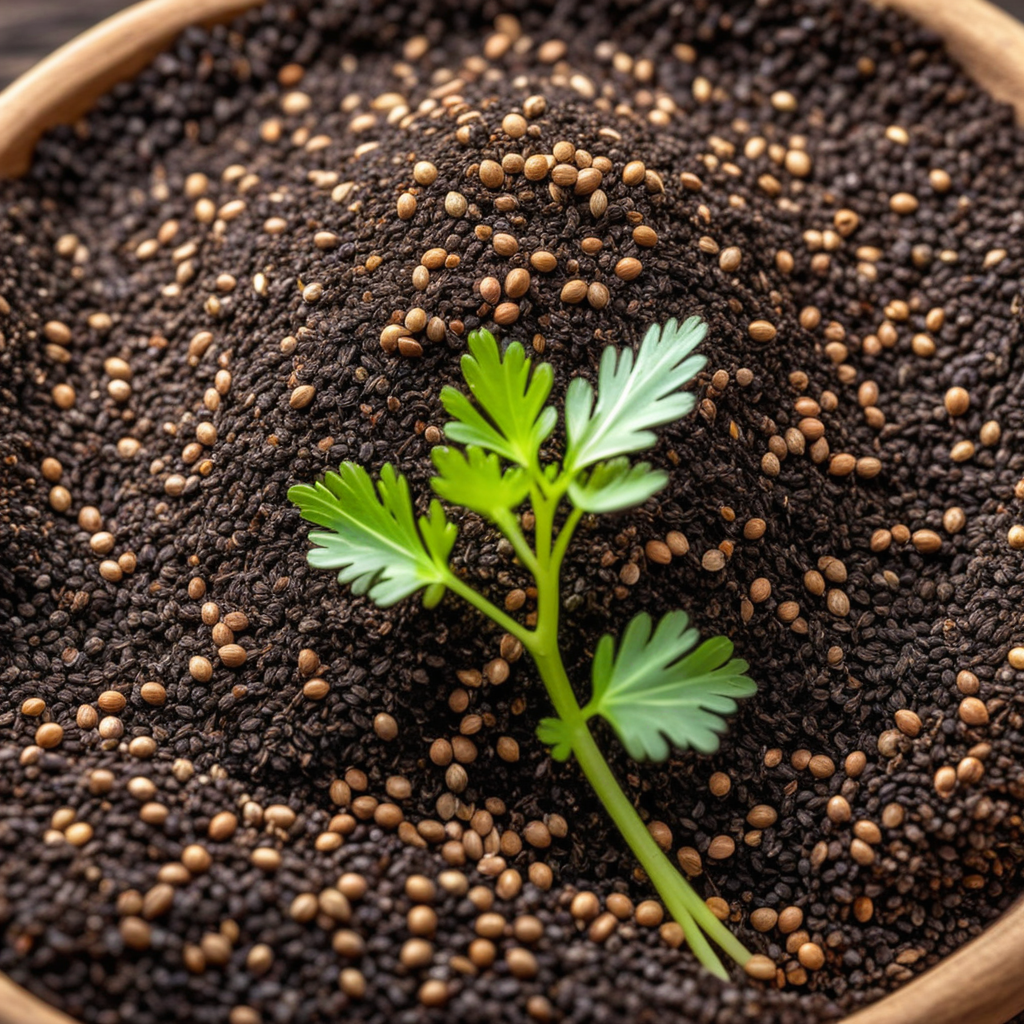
[1,1,1023,1022]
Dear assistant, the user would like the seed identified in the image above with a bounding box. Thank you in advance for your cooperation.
[632,225,658,248]
[849,838,875,865]
[749,578,772,603]
[21,698,45,717]
[505,269,531,298]
[97,690,126,713]
[934,766,957,795]
[746,805,777,828]
[524,155,550,181]
[208,812,238,841]
[959,697,989,726]
[808,755,835,779]
[827,795,851,822]
[1009,647,1024,670]
[492,233,519,257]
[957,756,984,784]
[890,192,919,214]
[396,193,417,220]
[748,320,777,343]
[189,656,213,682]
[778,906,803,933]
[944,507,967,534]
[622,161,646,186]
[530,251,557,272]
[289,384,315,409]
[36,723,64,748]
[444,192,468,217]
[574,168,603,196]
[798,942,825,971]
[1007,525,1024,549]
[718,247,742,272]
[494,302,520,325]
[615,257,643,281]
[944,386,970,416]
[560,280,588,304]
[413,161,437,185]
[911,529,942,553]
[501,112,527,138]
[587,282,610,309]
[895,709,922,737]
[701,549,726,572]
[645,540,671,565]
[707,835,735,859]
[745,955,777,981]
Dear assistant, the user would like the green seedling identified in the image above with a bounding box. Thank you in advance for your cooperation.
[289,318,757,977]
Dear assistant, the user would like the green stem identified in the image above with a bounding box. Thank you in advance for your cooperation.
[444,575,534,648]
[514,487,751,978]
[531,650,748,979]
[493,510,539,577]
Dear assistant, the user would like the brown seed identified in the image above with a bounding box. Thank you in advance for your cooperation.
[492,233,519,257]
[36,723,64,748]
[632,225,658,247]
[208,811,238,841]
[827,795,851,823]
[614,257,643,281]
[798,942,825,971]
[622,161,646,186]
[853,820,882,845]
[778,906,804,933]
[933,763,958,796]
[911,529,942,554]
[808,755,836,779]
[889,192,919,214]
[745,955,777,981]
[479,160,504,189]
[524,155,550,181]
[957,756,984,784]
[746,805,777,829]
[748,320,777,343]
[958,697,989,726]
[494,302,520,325]
[895,709,922,737]
[505,269,531,298]
[707,835,735,859]
[1007,525,1024,550]
[944,386,970,416]
[530,250,557,272]
[645,540,672,565]
[587,282,610,309]
[215,644,245,668]
[97,690,127,713]
[560,280,588,304]
[570,892,600,921]
[849,838,875,865]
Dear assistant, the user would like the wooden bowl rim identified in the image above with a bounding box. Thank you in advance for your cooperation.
[1,1,1023,1023]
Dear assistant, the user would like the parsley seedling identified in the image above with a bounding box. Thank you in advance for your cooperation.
[289,318,757,977]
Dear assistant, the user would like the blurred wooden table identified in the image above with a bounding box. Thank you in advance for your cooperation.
[0,0,126,87]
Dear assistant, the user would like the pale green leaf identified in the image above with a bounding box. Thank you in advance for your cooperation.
[288,462,456,608]
[564,317,707,472]
[431,445,530,520]
[441,328,557,468]
[567,457,668,513]
[536,717,574,762]
[584,611,756,761]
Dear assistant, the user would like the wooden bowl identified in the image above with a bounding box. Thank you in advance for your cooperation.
[0,1,1023,1022]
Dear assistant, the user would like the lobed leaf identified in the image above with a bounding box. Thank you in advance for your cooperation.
[564,317,707,472]
[288,462,456,608]
[567,457,668,514]
[536,717,574,762]
[440,328,557,469]
[431,445,530,521]
[584,610,756,761]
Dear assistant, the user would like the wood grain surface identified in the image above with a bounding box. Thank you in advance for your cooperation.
[0,0,126,87]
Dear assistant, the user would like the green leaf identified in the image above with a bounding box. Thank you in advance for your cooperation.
[567,457,668,513]
[536,717,574,761]
[564,317,707,472]
[441,328,557,468]
[584,611,756,761]
[288,462,457,608]
[431,445,530,521]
